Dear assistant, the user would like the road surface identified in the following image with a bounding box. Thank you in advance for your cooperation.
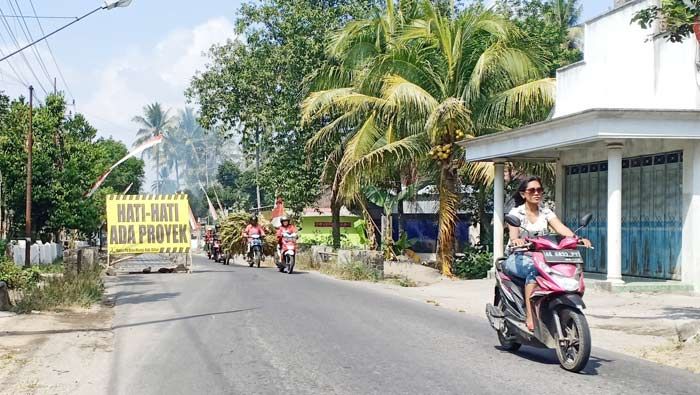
[107,255,700,395]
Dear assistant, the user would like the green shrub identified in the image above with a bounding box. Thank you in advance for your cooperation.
[0,260,42,289]
[321,261,382,282]
[453,247,493,279]
[12,269,104,313]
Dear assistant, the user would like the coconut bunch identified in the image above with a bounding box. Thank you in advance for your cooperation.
[219,212,278,256]
[429,143,453,162]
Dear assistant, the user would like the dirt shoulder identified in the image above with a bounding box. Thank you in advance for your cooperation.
[0,306,113,395]
[314,272,700,374]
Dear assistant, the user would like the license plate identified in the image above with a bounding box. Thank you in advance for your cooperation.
[542,250,583,264]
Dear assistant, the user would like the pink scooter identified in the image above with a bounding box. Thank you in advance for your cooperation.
[486,213,593,372]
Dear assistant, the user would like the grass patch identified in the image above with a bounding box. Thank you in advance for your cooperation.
[320,261,382,282]
[12,269,104,314]
[294,252,320,271]
[33,262,64,273]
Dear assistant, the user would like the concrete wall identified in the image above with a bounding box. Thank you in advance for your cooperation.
[11,241,63,266]
[554,0,698,118]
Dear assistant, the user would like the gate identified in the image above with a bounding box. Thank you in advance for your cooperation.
[564,151,682,280]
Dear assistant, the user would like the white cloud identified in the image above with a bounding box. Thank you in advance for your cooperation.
[80,16,236,146]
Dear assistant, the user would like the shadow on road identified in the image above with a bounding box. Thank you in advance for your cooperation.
[497,346,612,375]
[112,291,180,306]
[112,307,260,330]
[1,308,259,337]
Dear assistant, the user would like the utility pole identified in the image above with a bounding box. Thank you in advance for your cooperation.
[53,77,57,94]
[25,86,34,269]
[255,128,261,213]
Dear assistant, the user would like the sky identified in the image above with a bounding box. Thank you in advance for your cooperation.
[0,0,613,148]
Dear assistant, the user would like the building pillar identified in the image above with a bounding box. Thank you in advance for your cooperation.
[493,160,506,262]
[686,142,700,291]
[554,160,565,217]
[606,142,624,284]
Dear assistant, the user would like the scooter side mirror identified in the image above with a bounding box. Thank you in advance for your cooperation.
[579,213,593,228]
[504,214,521,228]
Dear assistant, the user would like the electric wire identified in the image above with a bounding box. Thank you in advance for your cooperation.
[8,0,53,89]
[27,0,74,100]
[0,14,77,20]
[0,4,48,95]
[0,34,29,87]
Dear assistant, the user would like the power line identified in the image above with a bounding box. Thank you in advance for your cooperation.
[0,14,77,20]
[28,0,74,100]
[0,36,29,87]
[8,0,53,89]
[0,5,48,95]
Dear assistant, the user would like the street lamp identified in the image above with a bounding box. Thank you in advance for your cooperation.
[0,0,134,63]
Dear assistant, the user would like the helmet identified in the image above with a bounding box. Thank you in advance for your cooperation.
[280,216,290,224]
[250,215,258,223]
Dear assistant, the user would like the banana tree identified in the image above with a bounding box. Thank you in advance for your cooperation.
[364,183,418,259]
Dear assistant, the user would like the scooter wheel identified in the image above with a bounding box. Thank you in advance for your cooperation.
[555,307,591,372]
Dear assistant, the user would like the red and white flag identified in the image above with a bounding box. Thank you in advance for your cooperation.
[189,205,199,230]
[199,183,219,221]
[86,134,164,197]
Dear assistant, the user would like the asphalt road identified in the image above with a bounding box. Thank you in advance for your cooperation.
[106,255,700,395]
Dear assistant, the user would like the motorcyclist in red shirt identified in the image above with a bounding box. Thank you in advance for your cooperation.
[242,215,265,259]
[276,216,297,246]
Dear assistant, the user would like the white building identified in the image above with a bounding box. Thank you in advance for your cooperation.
[461,0,700,291]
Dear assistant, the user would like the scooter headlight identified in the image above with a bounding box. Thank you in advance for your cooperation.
[550,272,579,291]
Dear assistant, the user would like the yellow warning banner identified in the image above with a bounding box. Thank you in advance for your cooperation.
[106,194,191,254]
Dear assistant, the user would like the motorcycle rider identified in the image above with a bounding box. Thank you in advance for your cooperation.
[276,216,297,260]
[242,215,265,260]
[504,176,591,331]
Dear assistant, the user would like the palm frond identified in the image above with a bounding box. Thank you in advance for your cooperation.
[424,97,473,142]
[381,74,438,119]
[477,78,555,127]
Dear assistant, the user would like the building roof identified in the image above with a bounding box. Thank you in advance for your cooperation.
[459,108,700,162]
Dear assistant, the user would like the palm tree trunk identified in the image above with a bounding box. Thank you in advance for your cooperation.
[175,158,181,192]
[437,163,460,276]
[330,170,342,249]
[156,148,161,194]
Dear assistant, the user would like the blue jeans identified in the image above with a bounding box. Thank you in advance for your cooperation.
[503,253,538,284]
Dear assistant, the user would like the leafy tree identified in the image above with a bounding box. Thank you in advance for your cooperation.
[187,0,379,217]
[0,92,144,240]
[216,160,262,211]
[495,0,582,75]
[302,2,554,274]
[632,0,700,43]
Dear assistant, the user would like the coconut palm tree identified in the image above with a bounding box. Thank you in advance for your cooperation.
[303,3,554,275]
[166,107,207,191]
[133,103,176,194]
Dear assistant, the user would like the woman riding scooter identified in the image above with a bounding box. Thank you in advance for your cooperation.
[504,176,591,330]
